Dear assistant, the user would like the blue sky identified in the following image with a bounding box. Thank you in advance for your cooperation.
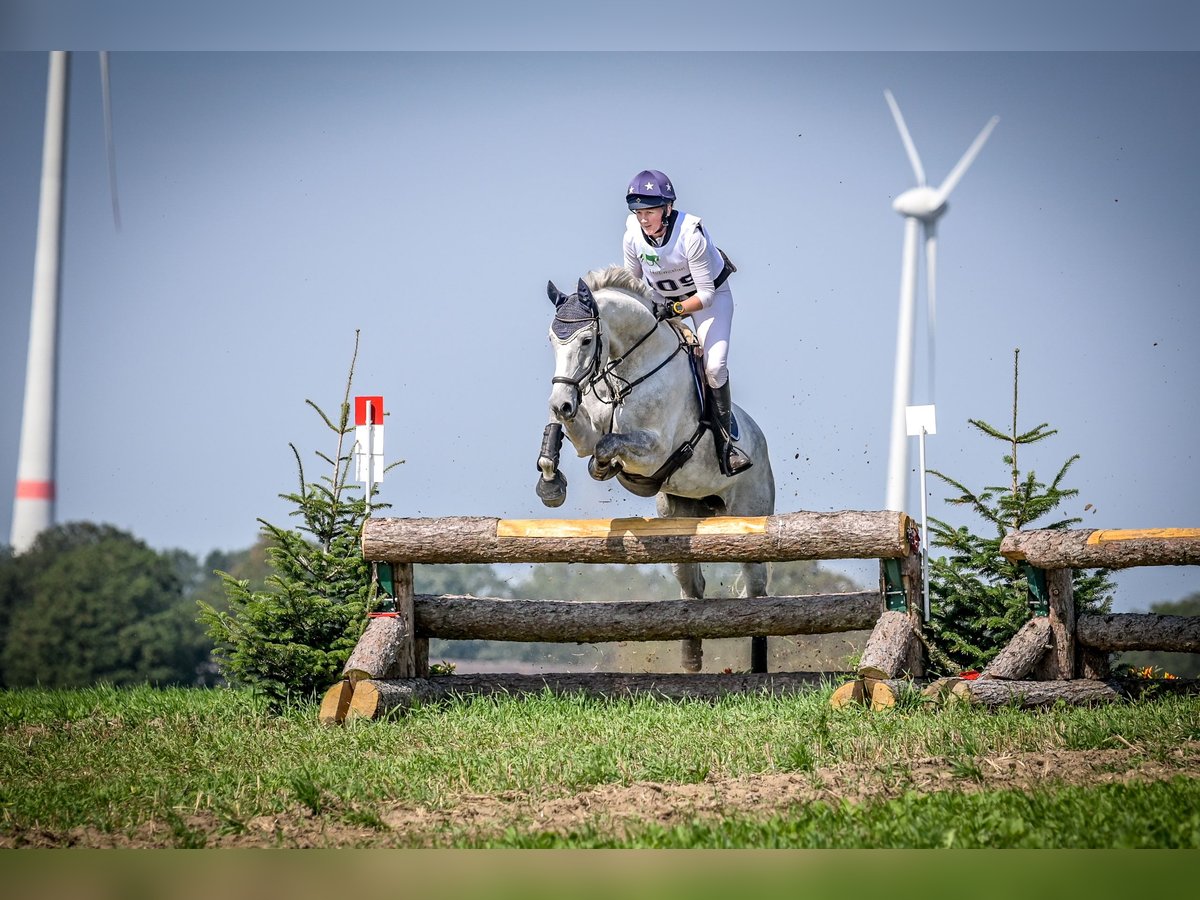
[1,12,1197,611]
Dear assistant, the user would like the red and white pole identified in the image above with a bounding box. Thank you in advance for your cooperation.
[354,395,385,515]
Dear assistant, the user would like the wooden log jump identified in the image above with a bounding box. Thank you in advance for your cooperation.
[320,509,926,723]
[363,510,916,564]
[976,525,1200,687]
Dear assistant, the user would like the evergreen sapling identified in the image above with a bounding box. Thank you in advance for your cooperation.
[199,334,401,705]
[924,349,1113,674]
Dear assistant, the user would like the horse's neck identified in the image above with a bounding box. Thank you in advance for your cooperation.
[600,294,670,360]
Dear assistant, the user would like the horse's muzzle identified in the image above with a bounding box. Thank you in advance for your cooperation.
[549,380,579,421]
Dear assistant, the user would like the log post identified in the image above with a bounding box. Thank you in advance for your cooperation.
[1032,568,1075,680]
[858,610,918,680]
[344,615,410,682]
[982,617,1052,680]
[1078,647,1111,680]
[900,548,925,676]
[392,562,416,677]
[831,678,933,710]
[860,534,924,682]
[864,678,928,710]
[318,680,354,726]
[830,679,865,709]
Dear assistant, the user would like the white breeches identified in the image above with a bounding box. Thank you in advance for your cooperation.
[691,284,734,388]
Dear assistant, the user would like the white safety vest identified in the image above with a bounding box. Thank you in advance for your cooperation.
[623,210,726,305]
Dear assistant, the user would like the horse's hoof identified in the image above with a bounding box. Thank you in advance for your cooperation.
[535,472,567,507]
[588,456,618,481]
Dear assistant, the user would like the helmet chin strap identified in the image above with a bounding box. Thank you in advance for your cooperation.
[644,203,671,244]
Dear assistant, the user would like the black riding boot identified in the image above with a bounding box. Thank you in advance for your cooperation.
[712,380,753,477]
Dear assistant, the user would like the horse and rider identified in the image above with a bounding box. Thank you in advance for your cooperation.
[621,169,752,477]
[537,169,776,673]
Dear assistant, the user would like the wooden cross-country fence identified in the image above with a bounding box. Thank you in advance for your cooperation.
[320,510,926,723]
[916,527,1200,709]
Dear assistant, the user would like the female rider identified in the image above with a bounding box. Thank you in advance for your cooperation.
[622,169,751,476]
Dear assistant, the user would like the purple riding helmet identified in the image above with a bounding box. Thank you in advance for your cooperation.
[626,170,676,210]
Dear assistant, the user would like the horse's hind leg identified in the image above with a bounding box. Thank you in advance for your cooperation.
[658,494,706,673]
[741,561,771,673]
[672,561,705,673]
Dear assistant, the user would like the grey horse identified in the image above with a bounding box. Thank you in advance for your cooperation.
[537,265,776,673]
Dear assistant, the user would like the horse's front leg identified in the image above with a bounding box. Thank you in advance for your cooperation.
[588,429,666,481]
[534,422,568,507]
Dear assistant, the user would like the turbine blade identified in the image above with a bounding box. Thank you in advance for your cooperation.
[884,89,926,186]
[924,222,938,404]
[99,51,121,231]
[936,115,999,201]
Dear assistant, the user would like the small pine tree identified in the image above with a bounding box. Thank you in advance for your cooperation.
[924,349,1113,674]
[199,333,400,705]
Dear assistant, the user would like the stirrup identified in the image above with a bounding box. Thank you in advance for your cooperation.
[720,444,753,477]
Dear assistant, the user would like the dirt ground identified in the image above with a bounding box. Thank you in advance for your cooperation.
[10,742,1199,849]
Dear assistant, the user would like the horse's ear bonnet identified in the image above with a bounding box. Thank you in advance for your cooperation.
[550,279,599,339]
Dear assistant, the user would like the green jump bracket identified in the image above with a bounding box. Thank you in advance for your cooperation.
[882,558,907,612]
[373,562,397,614]
[1022,562,1049,617]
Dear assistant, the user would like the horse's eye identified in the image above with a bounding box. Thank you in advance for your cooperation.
[581,336,592,347]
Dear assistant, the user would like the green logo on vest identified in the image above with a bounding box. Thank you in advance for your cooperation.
[639,251,659,265]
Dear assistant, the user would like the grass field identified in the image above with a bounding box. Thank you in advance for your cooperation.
[1,683,1198,849]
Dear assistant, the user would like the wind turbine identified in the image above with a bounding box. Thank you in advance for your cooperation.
[883,89,998,513]
[10,51,120,553]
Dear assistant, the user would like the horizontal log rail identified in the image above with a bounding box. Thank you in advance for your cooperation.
[1076,613,1200,653]
[1000,528,1200,569]
[413,591,880,643]
[363,510,917,565]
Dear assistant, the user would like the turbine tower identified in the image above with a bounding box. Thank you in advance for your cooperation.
[11,52,119,553]
[10,52,69,553]
[883,89,998,513]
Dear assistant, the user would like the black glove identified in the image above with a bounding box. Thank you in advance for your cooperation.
[654,300,684,321]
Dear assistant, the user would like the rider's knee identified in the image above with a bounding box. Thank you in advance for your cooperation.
[705,364,728,390]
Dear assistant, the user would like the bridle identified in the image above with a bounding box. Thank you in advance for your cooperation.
[551,297,687,412]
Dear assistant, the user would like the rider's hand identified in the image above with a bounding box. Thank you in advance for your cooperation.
[654,300,685,321]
